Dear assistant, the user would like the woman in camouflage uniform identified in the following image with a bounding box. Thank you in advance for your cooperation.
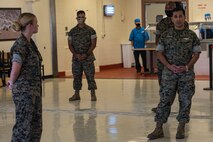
[7,13,42,142]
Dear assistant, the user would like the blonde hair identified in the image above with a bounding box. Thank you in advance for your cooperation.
[12,13,36,32]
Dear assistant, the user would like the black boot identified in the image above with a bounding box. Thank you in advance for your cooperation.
[147,122,164,140]
[69,90,80,101]
[91,90,97,101]
[176,122,185,139]
[151,107,157,113]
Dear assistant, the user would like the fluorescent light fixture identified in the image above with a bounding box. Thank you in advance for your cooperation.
[104,5,115,16]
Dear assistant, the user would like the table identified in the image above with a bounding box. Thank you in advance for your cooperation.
[132,47,156,74]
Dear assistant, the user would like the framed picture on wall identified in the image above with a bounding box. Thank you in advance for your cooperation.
[0,8,21,41]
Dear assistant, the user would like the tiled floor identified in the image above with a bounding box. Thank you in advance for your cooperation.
[0,72,213,141]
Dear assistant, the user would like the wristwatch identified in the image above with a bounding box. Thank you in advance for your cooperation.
[185,65,189,72]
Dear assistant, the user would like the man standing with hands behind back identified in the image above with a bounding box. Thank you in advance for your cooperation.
[68,10,97,102]
[129,18,149,73]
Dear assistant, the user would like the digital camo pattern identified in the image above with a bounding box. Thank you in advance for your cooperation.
[156,17,189,42]
[10,34,42,97]
[12,95,42,142]
[68,24,96,62]
[156,17,189,83]
[10,34,42,142]
[72,60,97,90]
[155,28,200,123]
[68,25,97,91]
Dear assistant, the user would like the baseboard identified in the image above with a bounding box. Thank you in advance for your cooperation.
[43,75,54,79]
[58,71,66,77]
[57,63,123,77]
[99,63,123,71]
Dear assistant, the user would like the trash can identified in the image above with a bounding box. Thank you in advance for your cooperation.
[121,43,134,68]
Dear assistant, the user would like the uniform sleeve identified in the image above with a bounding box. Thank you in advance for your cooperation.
[90,28,97,39]
[155,23,161,36]
[11,41,28,63]
[12,53,22,64]
[67,30,72,41]
[192,33,202,53]
[156,44,164,51]
[156,32,166,52]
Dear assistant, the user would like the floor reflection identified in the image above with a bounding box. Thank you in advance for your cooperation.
[1,78,213,142]
[72,101,97,142]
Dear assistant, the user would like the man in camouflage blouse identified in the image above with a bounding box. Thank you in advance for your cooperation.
[147,7,201,140]
[68,10,97,101]
[152,2,189,112]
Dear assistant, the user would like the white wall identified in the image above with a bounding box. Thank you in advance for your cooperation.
[188,0,213,22]
[0,0,147,76]
[32,0,52,75]
[1,0,212,76]
[0,0,52,75]
[55,0,142,75]
[55,0,99,74]
[188,0,213,75]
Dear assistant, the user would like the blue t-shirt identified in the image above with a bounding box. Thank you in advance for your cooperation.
[129,27,149,48]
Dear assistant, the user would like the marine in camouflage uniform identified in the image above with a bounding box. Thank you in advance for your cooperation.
[156,27,201,123]
[152,1,189,112]
[148,7,201,140]
[156,17,189,84]
[10,34,43,142]
[68,10,97,101]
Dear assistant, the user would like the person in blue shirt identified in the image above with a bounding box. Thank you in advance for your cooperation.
[129,18,149,73]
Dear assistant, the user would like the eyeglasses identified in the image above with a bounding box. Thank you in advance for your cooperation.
[77,16,85,19]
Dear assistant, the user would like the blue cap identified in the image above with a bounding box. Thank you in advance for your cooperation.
[134,18,140,23]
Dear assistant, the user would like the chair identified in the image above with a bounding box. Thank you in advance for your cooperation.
[0,51,11,86]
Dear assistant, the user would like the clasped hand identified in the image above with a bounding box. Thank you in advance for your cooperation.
[74,53,87,61]
[6,80,13,90]
[167,64,186,73]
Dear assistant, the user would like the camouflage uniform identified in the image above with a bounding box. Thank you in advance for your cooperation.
[10,34,43,142]
[68,25,97,91]
[155,28,201,123]
[156,17,189,84]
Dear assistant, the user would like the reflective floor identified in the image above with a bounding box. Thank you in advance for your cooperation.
[1,78,213,142]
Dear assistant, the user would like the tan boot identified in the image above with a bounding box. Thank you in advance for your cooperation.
[176,122,185,139]
[147,123,164,140]
[69,91,80,101]
[91,90,97,101]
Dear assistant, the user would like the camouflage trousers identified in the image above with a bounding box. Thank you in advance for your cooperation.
[72,60,97,91]
[157,59,164,85]
[12,94,42,142]
[155,73,195,123]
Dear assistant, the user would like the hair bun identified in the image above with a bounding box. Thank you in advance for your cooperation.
[12,21,21,32]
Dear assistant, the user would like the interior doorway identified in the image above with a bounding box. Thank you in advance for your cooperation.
[141,0,189,27]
